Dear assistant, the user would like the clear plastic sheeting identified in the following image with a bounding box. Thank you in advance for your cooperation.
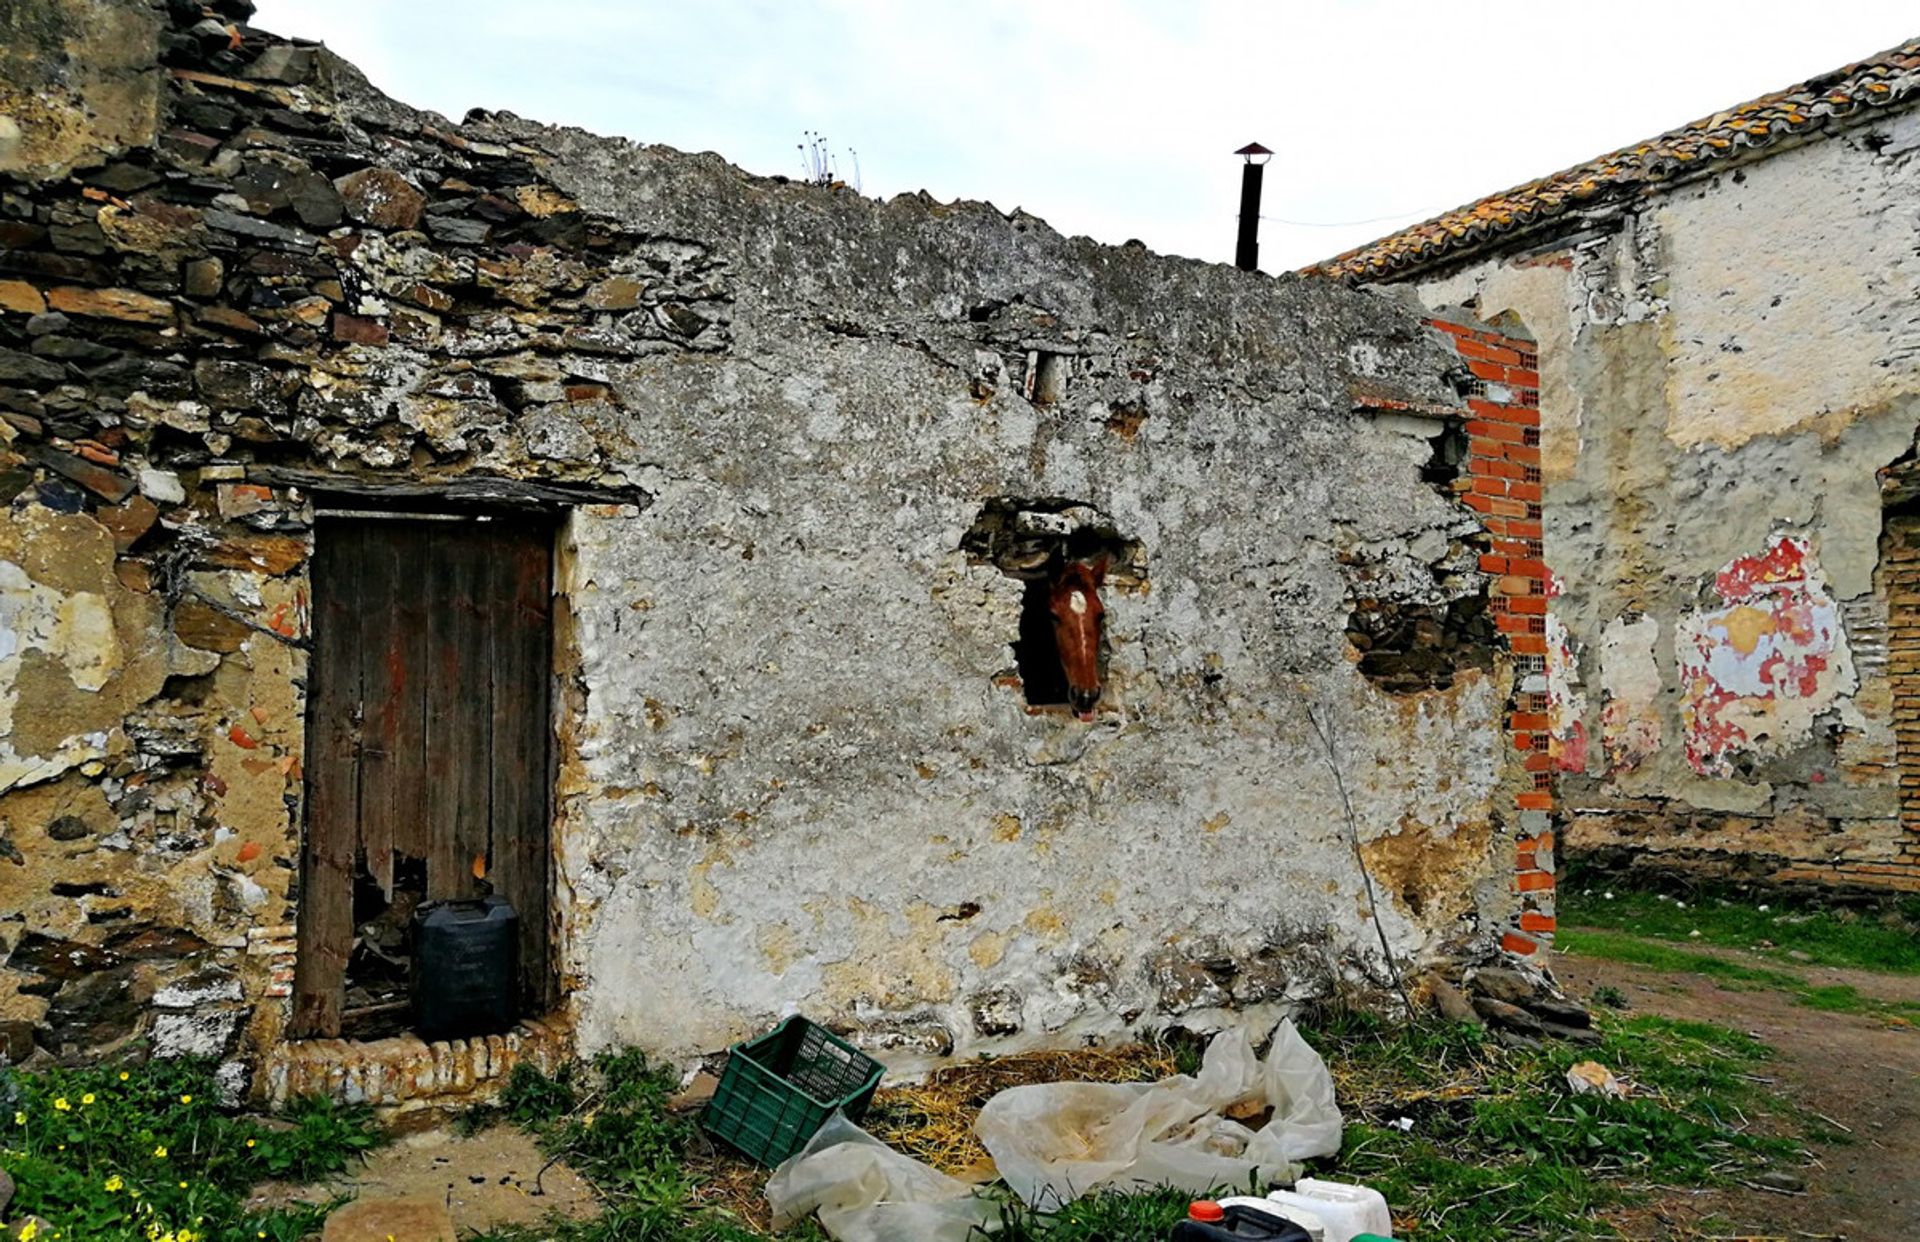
[975,1019,1343,1207]
[765,1112,1002,1242]
[766,1021,1345,1239]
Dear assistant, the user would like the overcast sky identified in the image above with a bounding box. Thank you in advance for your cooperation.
[252,2,1916,273]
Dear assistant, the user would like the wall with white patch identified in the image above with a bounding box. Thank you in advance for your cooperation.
[1399,104,1920,891]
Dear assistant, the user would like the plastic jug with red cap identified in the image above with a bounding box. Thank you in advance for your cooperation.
[1171,1178,1393,1242]
[1170,1197,1316,1241]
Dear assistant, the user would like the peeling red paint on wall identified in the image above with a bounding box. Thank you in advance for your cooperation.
[1714,534,1810,600]
[1677,536,1854,778]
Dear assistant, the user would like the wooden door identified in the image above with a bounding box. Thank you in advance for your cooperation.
[291,513,555,1039]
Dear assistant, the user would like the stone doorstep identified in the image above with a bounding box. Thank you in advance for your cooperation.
[260,1015,572,1117]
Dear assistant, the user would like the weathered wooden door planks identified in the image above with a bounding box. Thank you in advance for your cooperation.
[291,514,555,1038]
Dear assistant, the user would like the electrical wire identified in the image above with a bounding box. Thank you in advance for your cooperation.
[1255,206,1438,228]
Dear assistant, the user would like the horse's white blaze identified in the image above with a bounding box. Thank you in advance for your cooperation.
[1068,590,1088,615]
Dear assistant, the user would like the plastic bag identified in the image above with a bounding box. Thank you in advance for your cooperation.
[765,1111,1001,1242]
[1253,1018,1345,1163]
[975,1019,1343,1207]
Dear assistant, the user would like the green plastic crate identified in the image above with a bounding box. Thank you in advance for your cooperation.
[699,1015,885,1167]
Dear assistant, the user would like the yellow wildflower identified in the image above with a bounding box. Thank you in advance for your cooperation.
[80,1094,95,1106]
[105,1175,124,1192]
[119,1071,130,1081]
[52,1098,69,1112]
[153,1145,168,1158]
[20,1220,39,1240]
[179,1095,192,1105]
[11,1112,22,1126]
[178,1181,188,1189]
[245,1139,255,1148]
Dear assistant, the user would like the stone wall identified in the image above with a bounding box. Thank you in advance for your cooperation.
[1388,104,1920,893]
[0,0,1534,1090]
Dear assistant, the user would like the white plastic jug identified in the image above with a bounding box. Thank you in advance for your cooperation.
[1265,1178,1392,1241]
[1214,1197,1328,1241]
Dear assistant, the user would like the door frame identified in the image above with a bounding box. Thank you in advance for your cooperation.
[288,494,563,1040]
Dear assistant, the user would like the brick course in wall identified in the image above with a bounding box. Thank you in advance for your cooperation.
[1431,318,1556,953]
[258,1015,572,1121]
[1854,516,1920,890]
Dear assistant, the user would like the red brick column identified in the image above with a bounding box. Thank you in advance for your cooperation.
[1430,319,1555,955]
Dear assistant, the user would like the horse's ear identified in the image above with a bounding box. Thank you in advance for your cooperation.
[1089,555,1108,587]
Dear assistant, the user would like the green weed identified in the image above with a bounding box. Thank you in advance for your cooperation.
[471,1011,1810,1241]
[0,1057,379,1242]
[1558,927,1920,1021]
[990,1186,1195,1241]
[464,1050,784,1242]
[1589,984,1629,1009]
[1305,1009,1799,1241]
[1563,882,1920,974]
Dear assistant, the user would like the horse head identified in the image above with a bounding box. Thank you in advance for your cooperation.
[1049,556,1107,721]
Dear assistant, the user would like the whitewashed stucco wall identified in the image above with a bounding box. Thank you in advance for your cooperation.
[1402,106,1920,885]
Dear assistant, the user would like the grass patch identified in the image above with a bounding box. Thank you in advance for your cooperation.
[1558,927,1920,1023]
[1317,1009,1801,1240]
[463,1051,823,1242]
[989,1186,1195,1241]
[469,1011,1808,1241]
[1562,882,1920,975]
[0,1056,380,1242]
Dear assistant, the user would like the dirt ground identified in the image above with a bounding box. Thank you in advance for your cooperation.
[1553,945,1920,1240]
[247,1123,602,1234]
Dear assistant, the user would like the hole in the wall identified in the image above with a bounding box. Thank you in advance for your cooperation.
[1420,419,1469,489]
[340,851,427,1041]
[1347,595,1497,694]
[51,881,117,898]
[159,670,219,706]
[1015,580,1075,707]
[1024,351,1070,405]
[962,498,1144,714]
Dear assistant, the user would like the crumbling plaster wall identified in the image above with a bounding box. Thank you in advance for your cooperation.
[1404,106,1920,889]
[520,118,1523,1060]
[0,0,1529,1080]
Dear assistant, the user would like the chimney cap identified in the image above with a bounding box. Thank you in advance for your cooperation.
[1235,142,1273,158]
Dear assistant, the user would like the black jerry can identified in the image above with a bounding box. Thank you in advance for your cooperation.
[410,895,520,1041]
[1171,1204,1315,1242]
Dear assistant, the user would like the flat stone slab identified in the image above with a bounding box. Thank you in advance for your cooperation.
[322,1196,457,1242]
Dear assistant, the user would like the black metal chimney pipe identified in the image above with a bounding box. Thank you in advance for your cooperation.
[1234,142,1272,272]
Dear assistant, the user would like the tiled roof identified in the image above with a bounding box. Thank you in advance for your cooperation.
[1305,37,1920,283]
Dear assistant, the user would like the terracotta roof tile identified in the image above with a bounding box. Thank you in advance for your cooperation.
[1304,38,1920,282]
